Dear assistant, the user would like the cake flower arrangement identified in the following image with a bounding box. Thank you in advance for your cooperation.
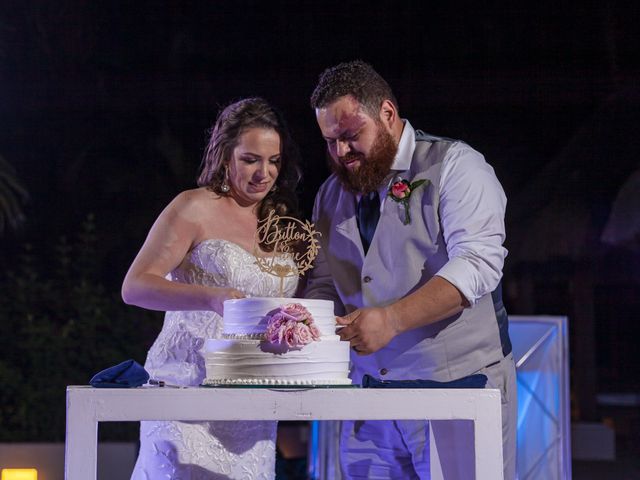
[265,303,321,349]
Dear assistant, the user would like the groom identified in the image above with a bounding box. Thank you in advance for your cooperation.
[305,60,516,479]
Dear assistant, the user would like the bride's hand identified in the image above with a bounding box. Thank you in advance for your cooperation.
[210,288,245,315]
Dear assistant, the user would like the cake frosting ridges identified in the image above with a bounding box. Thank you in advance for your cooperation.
[202,297,352,386]
[222,297,338,337]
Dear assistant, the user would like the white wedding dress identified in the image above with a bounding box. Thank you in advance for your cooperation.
[131,239,297,480]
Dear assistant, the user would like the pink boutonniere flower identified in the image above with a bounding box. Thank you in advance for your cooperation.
[265,303,321,349]
[387,178,429,225]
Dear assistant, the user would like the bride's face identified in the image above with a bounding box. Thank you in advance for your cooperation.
[227,127,282,206]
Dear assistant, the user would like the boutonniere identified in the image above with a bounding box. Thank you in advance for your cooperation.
[387,178,429,225]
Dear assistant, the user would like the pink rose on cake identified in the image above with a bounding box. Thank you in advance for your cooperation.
[265,303,321,349]
[292,321,316,344]
[280,303,312,322]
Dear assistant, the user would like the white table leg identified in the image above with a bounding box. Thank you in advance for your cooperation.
[473,391,504,480]
[65,387,98,480]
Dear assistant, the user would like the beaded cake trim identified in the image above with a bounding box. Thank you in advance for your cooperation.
[202,377,353,386]
[221,333,266,340]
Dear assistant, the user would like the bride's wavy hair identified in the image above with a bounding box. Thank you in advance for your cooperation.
[198,97,302,229]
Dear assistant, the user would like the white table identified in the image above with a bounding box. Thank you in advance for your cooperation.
[65,386,503,479]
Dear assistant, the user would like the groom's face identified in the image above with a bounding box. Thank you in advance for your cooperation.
[315,95,398,193]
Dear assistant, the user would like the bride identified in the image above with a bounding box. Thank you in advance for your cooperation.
[122,97,301,479]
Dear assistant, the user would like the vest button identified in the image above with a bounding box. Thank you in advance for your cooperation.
[363,276,372,283]
[379,368,388,376]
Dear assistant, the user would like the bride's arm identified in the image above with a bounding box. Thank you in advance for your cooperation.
[121,190,243,315]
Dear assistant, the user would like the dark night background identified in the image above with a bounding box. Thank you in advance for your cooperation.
[1,0,640,473]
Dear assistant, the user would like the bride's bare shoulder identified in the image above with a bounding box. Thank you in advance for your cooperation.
[171,187,221,212]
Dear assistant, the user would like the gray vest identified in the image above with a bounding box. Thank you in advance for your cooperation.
[311,130,510,383]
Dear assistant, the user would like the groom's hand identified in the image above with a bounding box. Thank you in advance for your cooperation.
[336,307,400,355]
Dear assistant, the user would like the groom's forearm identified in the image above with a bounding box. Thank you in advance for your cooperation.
[386,275,469,333]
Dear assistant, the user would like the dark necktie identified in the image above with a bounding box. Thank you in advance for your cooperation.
[357,191,380,254]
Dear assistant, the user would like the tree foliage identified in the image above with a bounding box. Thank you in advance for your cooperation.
[0,155,28,234]
[0,215,161,441]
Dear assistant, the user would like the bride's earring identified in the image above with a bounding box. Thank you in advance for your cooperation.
[220,167,230,193]
[270,184,278,193]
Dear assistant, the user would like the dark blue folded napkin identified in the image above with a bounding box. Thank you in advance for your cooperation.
[89,359,149,388]
[361,373,488,389]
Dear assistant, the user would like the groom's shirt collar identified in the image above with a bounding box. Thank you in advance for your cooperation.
[390,119,415,173]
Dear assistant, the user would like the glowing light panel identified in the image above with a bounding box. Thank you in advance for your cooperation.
[1,470,38,480]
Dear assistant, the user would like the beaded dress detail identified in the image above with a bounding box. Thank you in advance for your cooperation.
[131,239,297,480]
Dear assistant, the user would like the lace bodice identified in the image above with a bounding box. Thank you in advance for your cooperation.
[144,239,298,387]
[171,238,298,298]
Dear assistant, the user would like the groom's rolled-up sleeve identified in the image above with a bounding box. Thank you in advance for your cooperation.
[434,144,508,306]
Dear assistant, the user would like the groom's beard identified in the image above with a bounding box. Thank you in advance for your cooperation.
[330,127,398,194]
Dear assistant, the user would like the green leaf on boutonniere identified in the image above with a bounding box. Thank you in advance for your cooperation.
[410,179,427,190]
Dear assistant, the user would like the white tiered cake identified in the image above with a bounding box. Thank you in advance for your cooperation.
[202,297,352,386]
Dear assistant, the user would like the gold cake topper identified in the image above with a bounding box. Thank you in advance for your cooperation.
[254,210,321,295]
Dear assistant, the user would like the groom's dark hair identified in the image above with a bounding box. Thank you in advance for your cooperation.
[310,60,399,118]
